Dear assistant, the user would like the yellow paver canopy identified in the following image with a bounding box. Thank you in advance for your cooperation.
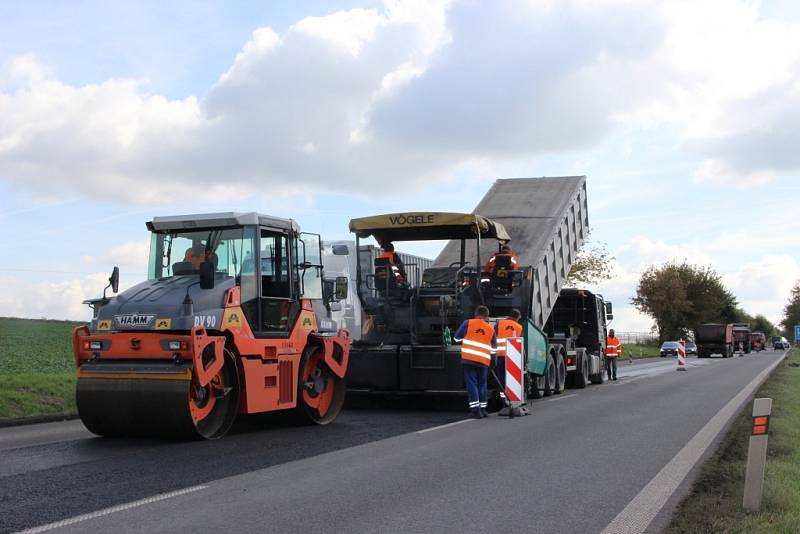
[348,212,511,244]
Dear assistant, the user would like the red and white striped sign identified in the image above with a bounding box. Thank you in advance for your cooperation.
[505,337,524,403]
[677,339,686,370]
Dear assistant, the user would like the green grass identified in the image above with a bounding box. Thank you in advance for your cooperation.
[0,373,77,419]
[0,317,84,373]
[624,343,661,359]
[666,349,800,533]
[0,318,83,420]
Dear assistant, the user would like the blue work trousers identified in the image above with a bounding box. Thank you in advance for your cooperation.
[463,361,489,410]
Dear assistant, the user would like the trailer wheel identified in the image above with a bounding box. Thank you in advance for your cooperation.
[574,349,588,389]
[529,372,545,399]
[553,350,566,394]
[296,344,346,425]
[542,353,556,397]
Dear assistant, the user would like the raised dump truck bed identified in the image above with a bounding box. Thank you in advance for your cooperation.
[434,176,589,329]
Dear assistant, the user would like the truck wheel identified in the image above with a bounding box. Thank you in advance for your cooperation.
[543,354,556,397]
[574,349,588,389]
[590,354,605,385]
[553,351,566,394]
[528,372,545,399]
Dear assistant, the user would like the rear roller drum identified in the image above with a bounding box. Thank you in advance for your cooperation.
[297,345,346,424]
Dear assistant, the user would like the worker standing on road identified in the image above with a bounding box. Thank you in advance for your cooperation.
[453,305,497,418]
[495,309,523,389]
[605,328,622,381]
[485,244,519,274]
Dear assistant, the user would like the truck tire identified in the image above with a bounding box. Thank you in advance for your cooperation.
[574,349,588,389]
[528,372,545,399]
[543,354,556,397]
[590,353,605,385]
[553,350,566,394]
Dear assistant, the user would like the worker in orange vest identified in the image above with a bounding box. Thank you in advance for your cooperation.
[605,328,622,381]
[377,243,407,283]
[495,309,523,389]
[453,305,497,418]
[485,244,520,274]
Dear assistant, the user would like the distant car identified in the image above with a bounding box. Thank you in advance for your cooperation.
[685,341,697,356]
[773,337,791,350]
[660,341,679,357]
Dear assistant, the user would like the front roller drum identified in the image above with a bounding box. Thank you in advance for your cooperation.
[77,350,240,439]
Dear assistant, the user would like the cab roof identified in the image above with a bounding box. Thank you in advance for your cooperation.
[348,212,511,243]
[147,212,299,233]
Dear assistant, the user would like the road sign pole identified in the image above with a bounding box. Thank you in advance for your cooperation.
[743,397,772,513]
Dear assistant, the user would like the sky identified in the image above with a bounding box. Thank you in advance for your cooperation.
[1,0,799,333]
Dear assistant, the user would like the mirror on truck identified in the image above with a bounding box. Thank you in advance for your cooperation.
[334,276,348,300]
[109,266,119,293]
[332,244,349,256]
[199,262,215,290]
[605,301,614,321]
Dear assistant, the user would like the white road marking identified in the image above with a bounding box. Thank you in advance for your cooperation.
[601,354,786,534]
[17,485,208,533]
[416,418,474,434]
[543,393,577,402]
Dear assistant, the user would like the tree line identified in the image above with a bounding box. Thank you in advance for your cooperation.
[631,262,778,343]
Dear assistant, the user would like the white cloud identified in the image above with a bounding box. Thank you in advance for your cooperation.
[0,272,106,321]
[1,0,799,202]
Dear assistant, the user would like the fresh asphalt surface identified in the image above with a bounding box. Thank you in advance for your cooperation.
[1,350,785,533]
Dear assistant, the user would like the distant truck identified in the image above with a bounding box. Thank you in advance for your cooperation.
[732,323,752,354]
[695,323,733,358]
[750,331,766,352]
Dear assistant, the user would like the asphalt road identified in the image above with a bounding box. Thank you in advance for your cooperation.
[1,350,785,534]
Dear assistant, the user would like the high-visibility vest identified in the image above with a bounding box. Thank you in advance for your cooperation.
[377,252,404,281]
[485,253,520,273]
[606,336,622,357]
[460,319,495,366]
[496,319,523,357]
[378,251,397,264]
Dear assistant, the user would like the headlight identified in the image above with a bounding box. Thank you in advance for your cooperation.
[167,340,189,351]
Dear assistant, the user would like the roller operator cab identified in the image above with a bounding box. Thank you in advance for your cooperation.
[73,212,351,439]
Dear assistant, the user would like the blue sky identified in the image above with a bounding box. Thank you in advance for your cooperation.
[1,0,799,331]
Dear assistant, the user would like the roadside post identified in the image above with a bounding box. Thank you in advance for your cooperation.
[676,339,687,371]
[794,324,800,345]
[743,397,772,512]
[498,337,529,417]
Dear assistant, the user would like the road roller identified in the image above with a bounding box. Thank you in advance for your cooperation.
[73,212,351,439]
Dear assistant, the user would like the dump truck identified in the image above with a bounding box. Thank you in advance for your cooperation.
[73,212,351,439]
[732,323,752,353]
[750,331,766,352]
[695,323,733,358]
[345,177,611,400]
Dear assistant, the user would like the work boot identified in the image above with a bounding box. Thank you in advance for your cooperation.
[469,408,482,419]
[480,408,489,418]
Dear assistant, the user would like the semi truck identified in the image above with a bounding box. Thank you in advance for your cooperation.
[345,177,612,401]
[695,323,734,358]
[750,331,766,352]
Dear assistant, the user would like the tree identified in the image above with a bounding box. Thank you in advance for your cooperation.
[631,262,737,342]
[780,279,800,338]
[751,314,776,336]
[567,234,614,286]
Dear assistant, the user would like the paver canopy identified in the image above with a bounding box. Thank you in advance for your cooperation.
[348,212,511,244]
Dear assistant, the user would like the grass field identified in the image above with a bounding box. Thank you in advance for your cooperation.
[0,317,83,419]
[666,349,800,533]
[624,343,661,359]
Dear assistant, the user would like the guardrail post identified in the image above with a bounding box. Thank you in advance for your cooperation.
[743,397,772,512]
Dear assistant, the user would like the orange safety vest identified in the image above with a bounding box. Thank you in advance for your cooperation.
[460,319,495,366]
[378,251,397,264]
[496,318,523,357]
[485,252,520,273]
[606,336,622,358]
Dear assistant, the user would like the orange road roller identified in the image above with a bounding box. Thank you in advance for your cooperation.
[73,212,350,439]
